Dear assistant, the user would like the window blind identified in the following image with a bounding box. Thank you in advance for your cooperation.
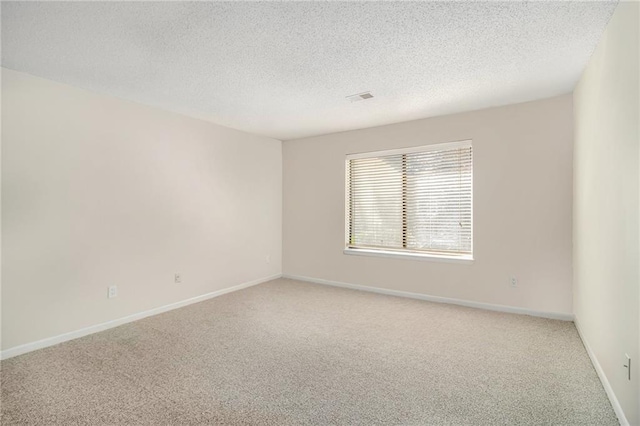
[346,141,472,258]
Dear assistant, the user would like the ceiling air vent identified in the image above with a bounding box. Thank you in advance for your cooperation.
[346,92,374,102]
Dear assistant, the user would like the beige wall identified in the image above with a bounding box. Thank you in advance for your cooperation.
[573,1,640,424]
[1,69,283,351]
[1,68,3,352]
[283,95,574,315]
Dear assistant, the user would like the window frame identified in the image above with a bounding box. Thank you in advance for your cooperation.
[344,140,474,263]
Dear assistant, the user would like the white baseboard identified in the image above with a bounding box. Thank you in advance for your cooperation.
[4,272,624,423]
[574,316,628,426]
[1,273,283,361]
[283,274,574,321]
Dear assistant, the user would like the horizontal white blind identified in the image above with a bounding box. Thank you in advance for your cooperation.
[347,142,472,257]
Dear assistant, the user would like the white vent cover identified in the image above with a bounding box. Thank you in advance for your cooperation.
[346,92,374,102]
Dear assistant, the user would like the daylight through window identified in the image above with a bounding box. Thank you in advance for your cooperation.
[346,141,473,259]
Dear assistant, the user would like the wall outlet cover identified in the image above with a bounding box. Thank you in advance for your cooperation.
[108,285,117,298]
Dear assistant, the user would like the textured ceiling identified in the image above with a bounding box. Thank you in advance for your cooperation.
[2,1,617,140]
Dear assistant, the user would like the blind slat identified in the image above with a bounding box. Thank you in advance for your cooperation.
[347,143,472,256]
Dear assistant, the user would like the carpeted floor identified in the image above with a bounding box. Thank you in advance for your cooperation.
[1,278,617,425]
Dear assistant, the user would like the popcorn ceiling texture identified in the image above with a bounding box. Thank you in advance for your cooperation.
[1,1,617,140]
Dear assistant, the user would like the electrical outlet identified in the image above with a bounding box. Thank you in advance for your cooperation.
[510,276,518,287]
[108,285,117,299]
[624,354,631,381]
[266,255,271,264]
[175,273,182,284]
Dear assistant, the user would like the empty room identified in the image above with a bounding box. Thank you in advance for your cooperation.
[1,1,638,425]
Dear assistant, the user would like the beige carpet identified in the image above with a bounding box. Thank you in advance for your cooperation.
[1,278,617,425]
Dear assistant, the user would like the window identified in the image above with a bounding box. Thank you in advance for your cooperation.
[345,140,473,261]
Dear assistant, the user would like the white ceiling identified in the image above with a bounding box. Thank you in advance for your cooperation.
[2,1,617,141]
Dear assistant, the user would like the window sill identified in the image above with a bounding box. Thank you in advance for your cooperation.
[343,248,474,264]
